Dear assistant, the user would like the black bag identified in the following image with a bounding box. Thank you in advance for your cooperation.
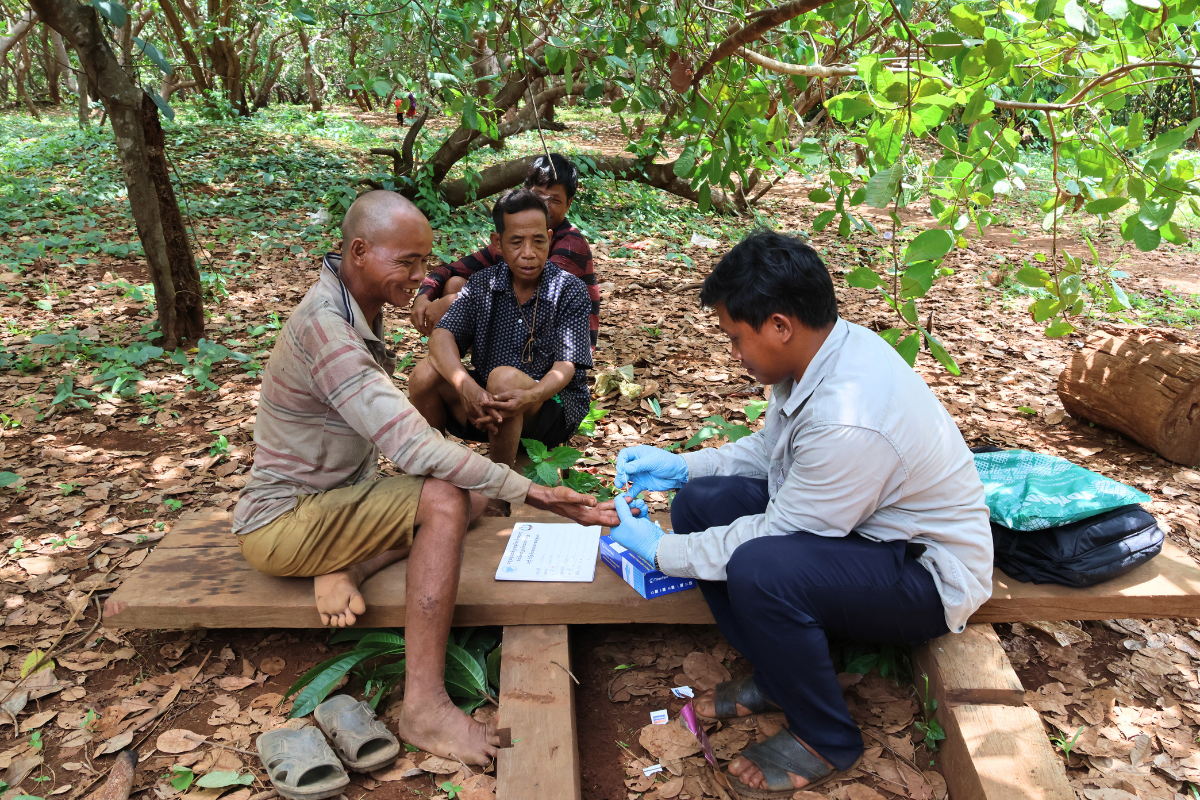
[990,504,1164,587]
[968,446,1164,587]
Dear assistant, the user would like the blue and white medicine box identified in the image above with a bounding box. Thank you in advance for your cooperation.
[599,535,697,599]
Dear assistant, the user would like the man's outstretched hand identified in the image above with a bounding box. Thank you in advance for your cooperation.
[526,484,620,527]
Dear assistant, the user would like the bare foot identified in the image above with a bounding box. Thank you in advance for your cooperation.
[314,568,367,627]
[694,688,754,719]
[397,693,499,765]
[727,732,834,791]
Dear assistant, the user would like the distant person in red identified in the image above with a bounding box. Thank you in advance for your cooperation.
[410,153,599,348]
[395,97,404,128]
[407,92,418,118]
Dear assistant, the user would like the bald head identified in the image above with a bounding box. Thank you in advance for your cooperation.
[341,190,428,247]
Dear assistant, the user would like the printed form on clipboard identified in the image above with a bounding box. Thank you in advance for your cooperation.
[494,522,602,582]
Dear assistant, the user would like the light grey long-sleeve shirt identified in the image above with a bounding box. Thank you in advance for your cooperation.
[655,318,993,633]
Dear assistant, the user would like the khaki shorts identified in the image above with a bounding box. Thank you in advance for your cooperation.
[237,475,425,577]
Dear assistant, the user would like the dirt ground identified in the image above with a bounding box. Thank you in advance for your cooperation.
[2,107,1200,800]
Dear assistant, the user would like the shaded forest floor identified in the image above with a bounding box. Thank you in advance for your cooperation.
[1,103,1200,800]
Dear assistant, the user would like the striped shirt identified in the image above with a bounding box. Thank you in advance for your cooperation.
[418,218,599,347]
[233,254,532,536]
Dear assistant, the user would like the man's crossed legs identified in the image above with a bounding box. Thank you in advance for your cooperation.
[237,476,498,764]
[670,476,950,791]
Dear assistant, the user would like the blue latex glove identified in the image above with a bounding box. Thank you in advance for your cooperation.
[610,495,666,564]
[615,445,689,499]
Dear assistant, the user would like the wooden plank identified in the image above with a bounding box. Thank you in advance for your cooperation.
[913,624,1025,707]
[937,704,1074,800]
[915,624,1072,800]
[495,625,580,800]
[106,511,1200,629]
[105,511,714,628]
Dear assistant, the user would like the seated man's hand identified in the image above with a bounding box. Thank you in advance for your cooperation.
[410,294,434,335]
[483,389,540,421]
[610,495,666,564]
[615,445,689,499]
[526,484,620,527]
[457,381,502,434]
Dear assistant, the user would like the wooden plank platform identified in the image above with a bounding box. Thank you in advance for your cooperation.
[914,625,1074,800]
[495,625,580,800]
[104,511,1200,628]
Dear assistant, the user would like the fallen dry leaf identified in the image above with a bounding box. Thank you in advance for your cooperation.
[682,652,730,692]
[156,729,206,754]
[258,656,285,676]
[370,758,420,781]
[639,717,702,761]
[419,755,461,774]
[216,677,257,692]
[19,710,58,732]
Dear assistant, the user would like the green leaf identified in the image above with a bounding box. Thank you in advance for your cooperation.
[1035,0,1058,20]
[1142,119,1200,161]
[287,650,381,718]
[824,92,875,123]
[291,6,316,23]
[864,161,903,209]
[486,646,502,690]
[0,472,21,488]
[845,266,888,289]
[813,210,836,231]
[948,3,985,36]
[1044,319,1074,337]
[1085,197,1127,215]
[168,767,194,792]
[133,37,173,76]
[672,147,697,178]
[544,446,582,469]
[894,333,920,366]
[91,0,128,27]
[1014,266,1052,287]
[921,329,961,375]
[195,773,252,789]
[1102,0,1129,17]
[444,643,489,700]
[535,461,560,486]
[808,188,832,203]
[29,334,60,345]
[1132,220,1160,251]
[521,439,549,461]
[1064,0,1101,39]
[744,399,768,422]
[903,229,954,264]
[900,262,936,298]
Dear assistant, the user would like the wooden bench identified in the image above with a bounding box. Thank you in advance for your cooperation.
[105,511,1200,800]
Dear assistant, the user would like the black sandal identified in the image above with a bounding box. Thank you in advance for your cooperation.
[727,729,861,798]
[700,675,782,721]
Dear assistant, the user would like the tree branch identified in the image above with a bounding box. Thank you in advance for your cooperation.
[737,47,856,77]
[693,0,840,85]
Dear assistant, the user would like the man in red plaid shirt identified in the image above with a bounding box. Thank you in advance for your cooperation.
[410,153,600,348]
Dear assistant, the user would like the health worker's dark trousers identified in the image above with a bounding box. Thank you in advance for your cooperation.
[670,476,950,771]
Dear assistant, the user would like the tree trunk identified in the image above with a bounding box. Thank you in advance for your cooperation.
[297,25,319,112]
[41,24,61,103]
[157,0,210,93]
[15,34,39,118]
[1058,329,1200,466]
[0,9,38,61]
[30,0,204,348]
[78,74,91,125]
[50,29,74,92]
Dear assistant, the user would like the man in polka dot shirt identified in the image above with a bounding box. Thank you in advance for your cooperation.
[409,188,593,513]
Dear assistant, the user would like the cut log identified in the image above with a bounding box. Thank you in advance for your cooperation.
[1057,329,1200,466]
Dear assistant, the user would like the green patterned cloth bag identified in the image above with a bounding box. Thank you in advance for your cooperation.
[973,449,1150,532]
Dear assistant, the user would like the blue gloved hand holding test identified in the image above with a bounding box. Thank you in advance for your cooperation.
[610,495,666,565]
[615,445,689,499]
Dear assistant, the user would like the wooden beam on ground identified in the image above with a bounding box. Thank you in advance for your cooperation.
[914,624,1073,800]
[106,511,1200,628]
[495,625,580,800]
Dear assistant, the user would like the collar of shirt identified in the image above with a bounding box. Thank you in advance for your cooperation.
[322,253,382,343]
[775,317,850,417]
[487,261,562,302]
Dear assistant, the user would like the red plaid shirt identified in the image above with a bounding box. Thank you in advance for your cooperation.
[419,219,599,347]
